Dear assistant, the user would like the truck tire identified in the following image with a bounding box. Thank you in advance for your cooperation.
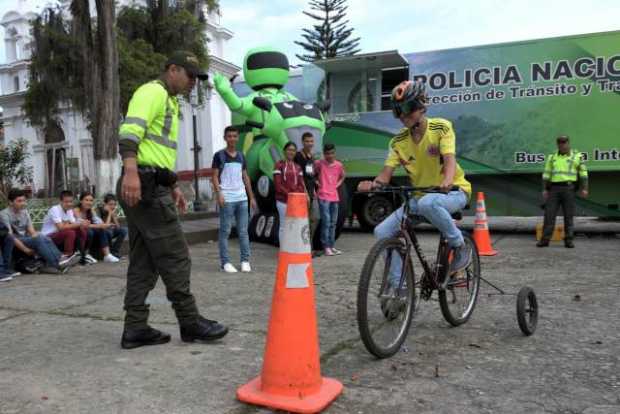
[357,194,394,231]
[249,213,267,242]
[255,175,276,212]
[263,213,279,245]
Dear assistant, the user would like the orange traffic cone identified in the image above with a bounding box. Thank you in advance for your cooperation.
[472,192,498,256]
[236,193,343,413]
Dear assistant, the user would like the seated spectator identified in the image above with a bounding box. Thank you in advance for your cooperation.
[0,188,79,274]
[74,192,119,263]
[97,194,128,259]
[274,141,306,243]
[0,221,17,281]
[41,190,92,265]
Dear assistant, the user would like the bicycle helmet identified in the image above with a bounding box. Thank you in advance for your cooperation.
[390,80,428,118]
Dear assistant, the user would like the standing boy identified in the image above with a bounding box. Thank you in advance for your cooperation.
[212,126,257,273]
[315,143,345,256]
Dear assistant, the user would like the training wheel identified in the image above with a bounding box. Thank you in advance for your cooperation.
[516,286,538,336]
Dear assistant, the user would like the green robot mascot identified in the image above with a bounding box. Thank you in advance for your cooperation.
[214,47,345,246]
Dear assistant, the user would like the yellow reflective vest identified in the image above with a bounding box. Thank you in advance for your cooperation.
[542,150,588,183]
[119,80,179,170]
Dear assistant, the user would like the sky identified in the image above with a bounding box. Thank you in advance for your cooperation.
[1,0,619,67]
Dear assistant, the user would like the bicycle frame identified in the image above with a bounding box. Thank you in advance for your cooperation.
[379,186,456,296]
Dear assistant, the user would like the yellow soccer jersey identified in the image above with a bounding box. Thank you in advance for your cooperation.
[385,118,472,197]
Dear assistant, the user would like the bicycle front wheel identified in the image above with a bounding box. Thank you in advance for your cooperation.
[439,233,481,326]
[357,237,416,359]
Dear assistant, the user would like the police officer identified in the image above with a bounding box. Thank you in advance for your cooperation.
[118,51,228,349]
[537,135,588,248]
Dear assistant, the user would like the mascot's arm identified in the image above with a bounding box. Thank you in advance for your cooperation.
[213,72,255,118]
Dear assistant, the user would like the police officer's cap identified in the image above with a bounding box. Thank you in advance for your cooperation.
[166,51,208,81]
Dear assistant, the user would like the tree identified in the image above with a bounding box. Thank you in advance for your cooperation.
[295,0,361,63]
[23,0,219,196]
[0,139,34,203]
[70,0,120,195]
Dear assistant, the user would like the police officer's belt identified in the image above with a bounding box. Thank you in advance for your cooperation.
[550,181,574,187]
[137,165,178,187]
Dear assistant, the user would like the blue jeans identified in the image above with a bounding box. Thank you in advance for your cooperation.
[1,235,15,275]
[105,227,128,256]
[374,190,468,286]
[219,201,250,267]
[87,228,107,250]
[319,199,339,248]
[18,235,62,267]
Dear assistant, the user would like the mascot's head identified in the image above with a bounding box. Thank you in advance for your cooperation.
[243,46,289,91]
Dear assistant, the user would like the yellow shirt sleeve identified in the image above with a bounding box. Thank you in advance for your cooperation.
[439,122,456,155]
[385,145,401,168]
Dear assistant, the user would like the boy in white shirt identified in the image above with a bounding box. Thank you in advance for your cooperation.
[41,191,90,263]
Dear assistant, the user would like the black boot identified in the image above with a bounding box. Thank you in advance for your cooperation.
[180,316,229,343]
[536,240,549,247]
[121,326,171,349]
[564,239,574,248]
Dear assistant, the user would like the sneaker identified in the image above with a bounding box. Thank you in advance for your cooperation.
[9,270,21,278]
[59,253,80,269]
[222,263,238,273]
[121,326,171,350]
[84,254,98,264]
[450,243,472,275]
[536,240,549,247]
[240,262,251,273]
[332,248,343,255]
[324,248,335,256]
[0,274,14,282]
[103,254,120,263]
[564,240,574,248]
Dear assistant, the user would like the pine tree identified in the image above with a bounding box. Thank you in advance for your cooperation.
[295,0,361,63]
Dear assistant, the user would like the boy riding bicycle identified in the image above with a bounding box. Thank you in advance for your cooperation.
[358,80,472,278]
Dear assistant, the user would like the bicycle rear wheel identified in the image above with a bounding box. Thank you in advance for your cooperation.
[439,233,481,326]
[357,237,416,358]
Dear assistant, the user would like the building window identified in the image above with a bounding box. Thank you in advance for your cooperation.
[14,76,20,92]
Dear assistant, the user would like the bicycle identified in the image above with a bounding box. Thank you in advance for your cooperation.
[356,185,481,359]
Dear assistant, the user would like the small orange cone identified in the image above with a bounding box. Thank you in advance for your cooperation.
[472,192,498,256]
[236,193,343,413]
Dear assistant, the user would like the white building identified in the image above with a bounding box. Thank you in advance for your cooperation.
[0,0,239,197]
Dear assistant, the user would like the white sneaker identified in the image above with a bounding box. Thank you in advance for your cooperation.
[9,271,21,277]
[103,254,120,263]
[59,253,80,269]
[0,274,13,282]
[222,263,238,273]
[240,262,251,273]
[84,254,98,264]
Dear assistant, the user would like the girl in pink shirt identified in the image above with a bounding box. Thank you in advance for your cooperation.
[314,143,345,256]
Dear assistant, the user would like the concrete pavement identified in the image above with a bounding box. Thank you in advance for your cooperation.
[1,231,619,413]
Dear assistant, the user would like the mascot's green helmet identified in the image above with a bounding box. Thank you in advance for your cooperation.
[243,46,289,91]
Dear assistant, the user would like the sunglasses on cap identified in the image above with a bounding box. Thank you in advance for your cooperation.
[391,99,426,119]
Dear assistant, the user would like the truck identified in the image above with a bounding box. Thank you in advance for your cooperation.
[232,30,620,239]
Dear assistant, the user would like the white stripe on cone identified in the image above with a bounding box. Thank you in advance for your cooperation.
[285,263,310,288]
[280,217,311,254]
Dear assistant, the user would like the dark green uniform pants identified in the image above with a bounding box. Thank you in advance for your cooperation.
[118,181,199,329]
[542,183,576,242]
